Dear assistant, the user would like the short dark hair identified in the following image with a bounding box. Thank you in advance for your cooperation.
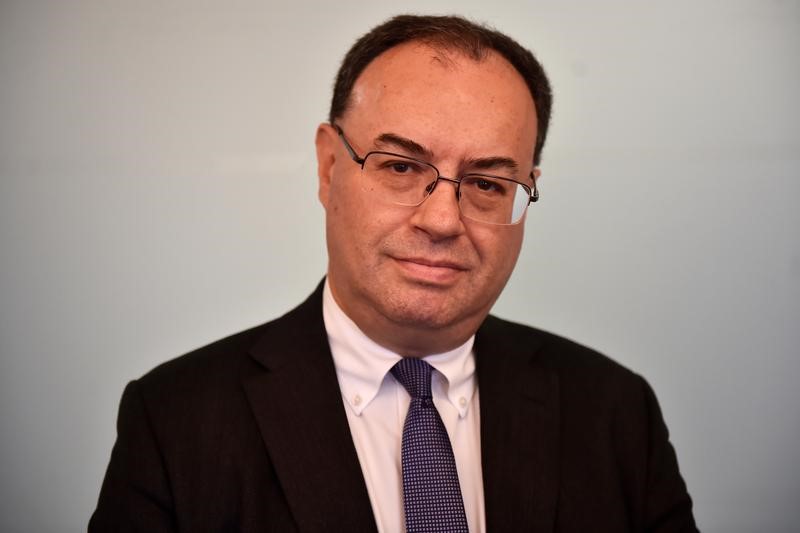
[329,14,553,166]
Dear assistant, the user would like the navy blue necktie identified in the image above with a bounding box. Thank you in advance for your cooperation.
[391,358,469,533]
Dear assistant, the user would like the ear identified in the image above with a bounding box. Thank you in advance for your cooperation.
[532,167,542,183]
[315,123,338,209]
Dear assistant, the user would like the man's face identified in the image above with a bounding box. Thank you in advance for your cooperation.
[316,42,538,356]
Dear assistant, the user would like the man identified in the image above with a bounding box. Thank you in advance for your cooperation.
[90,14,697,532]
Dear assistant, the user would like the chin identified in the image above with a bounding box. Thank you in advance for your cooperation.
[378,293,471,331]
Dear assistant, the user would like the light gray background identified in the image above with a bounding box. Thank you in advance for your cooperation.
[1,1,798,531]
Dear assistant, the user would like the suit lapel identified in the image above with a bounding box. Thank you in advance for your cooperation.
[476,316,560,532]
[242,284,377,533]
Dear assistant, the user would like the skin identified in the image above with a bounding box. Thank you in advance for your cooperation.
[316,41,540,357]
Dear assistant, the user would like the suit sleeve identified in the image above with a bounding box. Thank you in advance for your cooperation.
[639,377,699,533]
[89,380,177,532]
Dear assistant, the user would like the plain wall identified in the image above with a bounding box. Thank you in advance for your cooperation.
[1,1,798,531]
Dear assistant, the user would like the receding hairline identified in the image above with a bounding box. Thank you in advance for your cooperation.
[336,38,494,115]
[342,40,536,117]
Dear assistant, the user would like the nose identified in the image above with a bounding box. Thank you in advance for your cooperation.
[408,177,465,240]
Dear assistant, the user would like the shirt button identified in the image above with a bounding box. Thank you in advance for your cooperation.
[459,397,467,407]
[353,394,362,406]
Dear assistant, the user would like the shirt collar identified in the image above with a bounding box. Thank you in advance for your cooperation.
[322,279,477,418]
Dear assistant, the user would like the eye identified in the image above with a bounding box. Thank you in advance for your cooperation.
[465,176,507,195]
[378,159,427,176]
[476,179,499,192]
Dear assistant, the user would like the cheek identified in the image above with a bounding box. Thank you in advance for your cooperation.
[327,173,367,230]
[326,179,394,251]
[470,225,524,273]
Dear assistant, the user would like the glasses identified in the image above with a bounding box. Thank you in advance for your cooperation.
[334,125,539,225]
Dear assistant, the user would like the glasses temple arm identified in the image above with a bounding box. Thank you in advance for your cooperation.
[333,123,365,165]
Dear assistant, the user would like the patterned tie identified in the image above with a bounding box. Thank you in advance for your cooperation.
[391,358,469,533]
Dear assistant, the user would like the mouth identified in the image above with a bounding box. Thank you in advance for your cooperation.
[391,256,468,285]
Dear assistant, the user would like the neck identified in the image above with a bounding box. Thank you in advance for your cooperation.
[325,280,483,358]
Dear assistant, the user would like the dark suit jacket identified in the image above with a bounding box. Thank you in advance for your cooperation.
[90,282,697,532]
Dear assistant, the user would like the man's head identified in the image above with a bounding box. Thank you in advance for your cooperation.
[316,15,551,356]
[329,15,552,166]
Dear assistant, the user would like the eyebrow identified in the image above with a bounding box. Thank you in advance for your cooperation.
[464,155,519,174]
[374,133,434,160]
[373,132,521,175]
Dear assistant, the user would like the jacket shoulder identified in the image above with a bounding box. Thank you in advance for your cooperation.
[136,283,324,394]
[481,314,639,379]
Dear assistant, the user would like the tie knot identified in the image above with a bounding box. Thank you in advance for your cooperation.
[391,358,433,399]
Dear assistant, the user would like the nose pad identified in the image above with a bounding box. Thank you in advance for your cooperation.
[424,177,460,200]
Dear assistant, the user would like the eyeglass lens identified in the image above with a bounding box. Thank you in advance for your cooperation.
[361,152,530,225]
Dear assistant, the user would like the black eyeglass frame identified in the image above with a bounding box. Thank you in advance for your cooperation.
[333,125,539,221]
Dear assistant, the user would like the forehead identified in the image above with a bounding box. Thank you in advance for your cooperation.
[345,42,537,162]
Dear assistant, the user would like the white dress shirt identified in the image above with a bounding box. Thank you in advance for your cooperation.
[322,281,486,533]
